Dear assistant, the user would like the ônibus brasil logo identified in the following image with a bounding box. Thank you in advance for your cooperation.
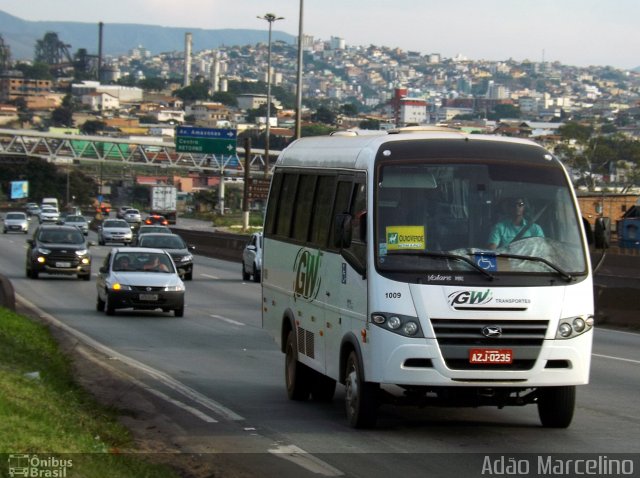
[448,289,493,307]
[293,249,322,302]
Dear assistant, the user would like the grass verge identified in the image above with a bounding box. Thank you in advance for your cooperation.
[0,306,179,477]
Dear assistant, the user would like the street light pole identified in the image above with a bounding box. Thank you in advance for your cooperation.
[295,0,304,140]
[257,13,284,177]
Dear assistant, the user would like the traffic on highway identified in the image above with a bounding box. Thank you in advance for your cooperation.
[0,213,639,477]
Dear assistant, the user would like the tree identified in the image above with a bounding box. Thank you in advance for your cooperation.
[139,77,166,91]
[14,62,53,80]
[0,34,11,73]
[50,94,75,127]
[312,106,337,125]
[301,124,334,137]
[558,122,593,143]
[488,104,522,120]
[358,118,380,130]
[81,120,107,135]
[172,81,211,102]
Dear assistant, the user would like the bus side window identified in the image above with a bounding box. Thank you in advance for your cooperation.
[348,182,367,269]
[309,175,336,248]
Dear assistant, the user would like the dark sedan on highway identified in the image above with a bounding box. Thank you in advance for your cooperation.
[136,233,195,280]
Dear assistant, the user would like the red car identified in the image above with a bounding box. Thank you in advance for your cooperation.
[144,214,169,226]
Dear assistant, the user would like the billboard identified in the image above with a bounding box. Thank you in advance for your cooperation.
[10,180,29,200]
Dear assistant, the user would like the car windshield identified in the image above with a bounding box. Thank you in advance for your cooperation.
[65,216,85,223]
[39,229,85,244]
[104,220,129,228]
[113,252,175,273]
[6,213,25,220]
[139,235,184,249]
[376,159,587,285]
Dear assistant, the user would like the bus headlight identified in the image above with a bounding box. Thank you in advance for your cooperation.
[370,312,424,338]
[403,321,419,336]
[387,316,401,330]
[556,315,593,339]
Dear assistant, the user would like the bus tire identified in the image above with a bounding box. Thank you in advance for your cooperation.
[537,385,575,428]
[285,330,311,401]
[311,371,336,402]
[345,351,378,428]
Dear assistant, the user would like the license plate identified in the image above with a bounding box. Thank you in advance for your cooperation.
[469,349,513,364]
[55,262,72,268]
[139,293,158,301]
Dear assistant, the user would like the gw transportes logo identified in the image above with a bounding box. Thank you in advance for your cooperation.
[293,248,322,302]
[448,289,493,308]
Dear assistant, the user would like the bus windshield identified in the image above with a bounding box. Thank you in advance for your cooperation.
[375,160,587,283]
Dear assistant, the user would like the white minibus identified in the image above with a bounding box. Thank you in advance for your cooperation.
[262,128,595,428]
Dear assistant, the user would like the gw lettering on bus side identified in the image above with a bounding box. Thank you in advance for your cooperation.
[293,249,323,302]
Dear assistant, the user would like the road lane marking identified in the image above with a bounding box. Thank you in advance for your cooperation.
[79,347,218,423]
[269,445,344,476]
[200,273,220,279]
[210,314,245,326]
[17,293,245,421]
[593,353,640,365]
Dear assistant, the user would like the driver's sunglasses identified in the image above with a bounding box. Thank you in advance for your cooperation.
[516,201,525,207]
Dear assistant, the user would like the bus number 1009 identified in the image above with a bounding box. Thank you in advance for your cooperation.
[385,292,402,299]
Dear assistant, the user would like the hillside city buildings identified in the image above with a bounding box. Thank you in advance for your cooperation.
[1,33,640,210]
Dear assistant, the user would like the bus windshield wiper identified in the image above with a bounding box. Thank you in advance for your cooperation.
[384,250,495,280]
[493,252,573,282]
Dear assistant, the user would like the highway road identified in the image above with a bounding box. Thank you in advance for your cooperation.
[1,222,639,477]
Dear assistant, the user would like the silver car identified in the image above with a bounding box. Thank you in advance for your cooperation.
[38,206,60,224]
[63,214,90,235]
[3,211,29,234]
[98,219,133,245]
[123,208,142,224]
[96,247,185,317]
[242,232,263,282]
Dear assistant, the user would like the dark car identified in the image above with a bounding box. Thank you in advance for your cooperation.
[96,247,185,317]
[136,233,195,280]
[144,214,169,226]
[26,224,93,280]
[133,225,172,245]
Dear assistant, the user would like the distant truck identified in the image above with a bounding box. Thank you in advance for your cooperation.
[150,185,177,224]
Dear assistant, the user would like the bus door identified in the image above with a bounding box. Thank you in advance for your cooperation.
[323,174,368,379]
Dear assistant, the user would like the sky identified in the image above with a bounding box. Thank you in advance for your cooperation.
[1,0,638,70]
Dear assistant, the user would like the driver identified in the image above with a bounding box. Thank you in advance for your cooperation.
[488,198,544,249]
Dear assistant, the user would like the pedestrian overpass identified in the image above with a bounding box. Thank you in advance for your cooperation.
[0,128,279,175]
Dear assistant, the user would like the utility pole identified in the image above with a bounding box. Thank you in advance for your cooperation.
[242,137,251,231]
[257,13,284,177]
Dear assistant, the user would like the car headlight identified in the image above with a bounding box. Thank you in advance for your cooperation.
[75,249,88,256]
[178,255,192,263]
[370,312,424,338]
[111,283,132,291]
[164,284,185,292]
[555,315,594,339]
[37,247,51,254]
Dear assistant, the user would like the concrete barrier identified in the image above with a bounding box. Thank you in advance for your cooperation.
[0,273,16,311]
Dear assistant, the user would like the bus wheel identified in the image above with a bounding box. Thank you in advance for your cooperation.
[345,351,378,428]
[285,330,311,401]
[537,386,575,428]
[311,371,336,402]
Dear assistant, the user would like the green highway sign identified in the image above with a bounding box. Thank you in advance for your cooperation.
[175,127,237,154]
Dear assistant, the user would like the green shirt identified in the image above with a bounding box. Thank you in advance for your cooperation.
[488,219,544,248]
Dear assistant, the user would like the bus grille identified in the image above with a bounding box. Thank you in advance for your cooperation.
[431,319,549,371]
